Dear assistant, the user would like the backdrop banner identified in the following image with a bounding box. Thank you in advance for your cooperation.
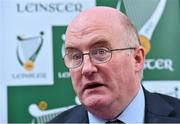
[0,0,179,123]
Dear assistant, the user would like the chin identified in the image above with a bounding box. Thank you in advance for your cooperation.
[83,96,115,120]
[82,95,110,109]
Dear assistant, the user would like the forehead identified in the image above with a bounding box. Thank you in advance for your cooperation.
[66,24,114,49]
[65,8,127,50]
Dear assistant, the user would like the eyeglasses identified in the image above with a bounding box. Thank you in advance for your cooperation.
[64,47,136,69]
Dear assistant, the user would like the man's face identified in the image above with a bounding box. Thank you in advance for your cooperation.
[65,8,143,118]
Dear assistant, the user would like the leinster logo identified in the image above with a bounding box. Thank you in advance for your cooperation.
[16,32,44,71]
[116,0,167,55]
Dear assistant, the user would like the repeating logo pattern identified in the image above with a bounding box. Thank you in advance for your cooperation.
[16,32,44,71]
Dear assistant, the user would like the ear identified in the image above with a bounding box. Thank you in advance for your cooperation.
[134,46,145,72]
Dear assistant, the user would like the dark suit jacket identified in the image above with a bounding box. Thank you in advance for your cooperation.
[49,88,180,123]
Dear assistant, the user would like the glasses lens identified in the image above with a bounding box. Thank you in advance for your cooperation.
[90,47,111,64]
[64,49,82,68]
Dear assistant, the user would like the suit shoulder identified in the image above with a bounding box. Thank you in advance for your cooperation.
[156,93,180,108]
[48,105,88,123]
[144,88,180,116]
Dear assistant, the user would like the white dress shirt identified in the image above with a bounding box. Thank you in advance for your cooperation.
[88,86,145,123]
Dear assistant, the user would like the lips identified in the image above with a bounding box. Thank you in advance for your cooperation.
[83,82,104,91]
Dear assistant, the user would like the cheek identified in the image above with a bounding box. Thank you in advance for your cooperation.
[70,70,82,93]
[107,57,135,86]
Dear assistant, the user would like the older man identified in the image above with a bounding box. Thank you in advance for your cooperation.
[49,7,180,123]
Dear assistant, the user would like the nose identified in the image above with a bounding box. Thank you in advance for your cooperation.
[81,55,98,77]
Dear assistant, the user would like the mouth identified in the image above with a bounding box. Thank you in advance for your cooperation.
[84,82,104,90]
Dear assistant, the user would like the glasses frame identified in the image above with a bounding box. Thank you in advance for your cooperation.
[64,47,136,69]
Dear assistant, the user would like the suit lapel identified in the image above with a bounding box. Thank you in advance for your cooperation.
[143,88,180,122]
[65,105,89,123]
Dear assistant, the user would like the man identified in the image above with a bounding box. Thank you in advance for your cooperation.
[49,7,180,123]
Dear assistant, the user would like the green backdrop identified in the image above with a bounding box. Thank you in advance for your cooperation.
[6,0,180,123]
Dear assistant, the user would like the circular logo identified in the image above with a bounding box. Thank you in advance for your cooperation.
[24,60,34,71]
[38,100,48,110]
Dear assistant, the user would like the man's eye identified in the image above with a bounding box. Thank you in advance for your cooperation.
[92,49,107,55]
[98,49,106,55]
[72,53,82,60]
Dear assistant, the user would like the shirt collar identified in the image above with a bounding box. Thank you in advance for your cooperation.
[118,86,145,123]
[88,86,145,123]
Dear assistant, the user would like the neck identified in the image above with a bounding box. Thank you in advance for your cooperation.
[87,85,141,120]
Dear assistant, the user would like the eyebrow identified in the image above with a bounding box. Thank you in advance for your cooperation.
[66,38,111,49]
[91,40,110,48]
